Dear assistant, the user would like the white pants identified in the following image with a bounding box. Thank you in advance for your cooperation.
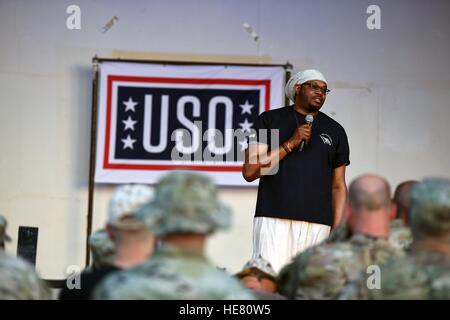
[252,217,331,273]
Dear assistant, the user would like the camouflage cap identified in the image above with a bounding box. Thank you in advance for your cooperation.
[237,255,277,278]
[137,171,231,236]
[108,184,153,230]
[410,177,450,235]
[89,229,116,268]
[0,214,12,243]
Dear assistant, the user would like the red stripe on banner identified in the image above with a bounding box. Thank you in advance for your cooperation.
[104,164,243,172]
[103,75,271,172]
[108,75,269,86]
[263,79,271,111]
[103,76,114,169]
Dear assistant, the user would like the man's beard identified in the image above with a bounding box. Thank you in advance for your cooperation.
[304,97,324,112]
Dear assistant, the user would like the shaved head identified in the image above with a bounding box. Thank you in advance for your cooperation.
[349,175,391,212]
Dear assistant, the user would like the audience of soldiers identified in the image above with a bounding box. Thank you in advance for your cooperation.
[93,171,253,299]
[1,172,450,300]
[277,174,403,299]
[59,184,155,299]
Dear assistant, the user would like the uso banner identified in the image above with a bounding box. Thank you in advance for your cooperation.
[94,61,285,186]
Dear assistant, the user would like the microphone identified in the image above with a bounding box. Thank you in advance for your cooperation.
[299,114,314,151]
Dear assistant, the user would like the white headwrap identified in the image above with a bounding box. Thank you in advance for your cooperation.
[285,69,327,102]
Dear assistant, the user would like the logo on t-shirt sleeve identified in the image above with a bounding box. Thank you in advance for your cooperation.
[320,133,333,146]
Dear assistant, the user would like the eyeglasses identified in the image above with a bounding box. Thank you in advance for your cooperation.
[302,83,331,95]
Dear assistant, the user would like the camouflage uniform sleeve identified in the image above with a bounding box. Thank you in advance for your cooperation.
[326,223,350,243]
[202,271,255,300]
[0,253,50,300]
[388,226,412,251]
[340,254,430,300]
[276,250,309,299]
[337,281,364,300]
[338,238,406,300]
[417,251,450,300]
[92,270,133,300]
[96,271,171,300]
[93,264,255,300]
[430,274,450,299]
[277,244,359,300]
[96,275,171,300]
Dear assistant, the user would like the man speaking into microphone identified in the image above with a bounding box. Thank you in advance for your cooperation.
[243,69,350,272]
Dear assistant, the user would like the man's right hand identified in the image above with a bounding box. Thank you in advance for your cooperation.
[288,124,312,148]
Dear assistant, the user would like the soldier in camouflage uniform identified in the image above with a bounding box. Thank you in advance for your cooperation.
[0,214,49,299]
[0,214,12,250]
[393,180,418,225]
[387,180,417,250]
[60,184,154,300]
[276,174,404,299]
[341,177,450,299]
[88,229,116,270]
[94,171,254,300]
[0,252,50,299]
[235,255,287,299]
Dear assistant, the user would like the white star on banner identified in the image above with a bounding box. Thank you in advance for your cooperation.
[238,139,248,151]
[121,134,136,150]
[239,118,253,132]
[123,97,138,112]
[122,116,137,131]
[239,100,254,115]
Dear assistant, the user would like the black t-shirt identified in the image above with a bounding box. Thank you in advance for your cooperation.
[249,106,350,226]
[58,264,121,300]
